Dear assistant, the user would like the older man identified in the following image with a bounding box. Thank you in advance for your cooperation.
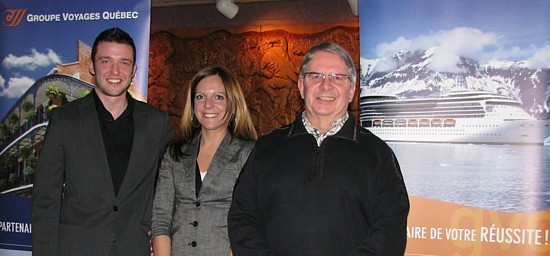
[228,42,409,255]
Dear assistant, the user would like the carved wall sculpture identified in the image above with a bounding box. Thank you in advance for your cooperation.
[148,25,359,136]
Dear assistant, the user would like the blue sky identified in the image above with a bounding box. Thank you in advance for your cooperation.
[360,0,549,72]
[0,0,150,120]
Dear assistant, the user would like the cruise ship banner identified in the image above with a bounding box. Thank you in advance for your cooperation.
[360,0,550,255]
[0,0,151,253]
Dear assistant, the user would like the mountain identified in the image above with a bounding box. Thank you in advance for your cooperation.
[360,49,550,119]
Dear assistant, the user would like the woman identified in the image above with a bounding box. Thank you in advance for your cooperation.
[151,66,257,255]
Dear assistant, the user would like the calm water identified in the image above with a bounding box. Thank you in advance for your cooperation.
[389,142,550,213]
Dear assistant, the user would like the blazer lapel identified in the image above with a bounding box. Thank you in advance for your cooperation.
[200,133,238,191]
[77,94,115,199]
[118,101,160,199]
[182,134,200,198]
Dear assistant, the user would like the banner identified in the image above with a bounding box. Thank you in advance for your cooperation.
[359,0,550,254]
[0,194,31,252]
[0,0,151,120]
[0,0,151,254]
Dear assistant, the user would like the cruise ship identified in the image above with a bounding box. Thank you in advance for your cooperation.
[359,90,550,144]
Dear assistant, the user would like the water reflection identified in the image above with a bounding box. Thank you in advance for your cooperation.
[389,143,550,212]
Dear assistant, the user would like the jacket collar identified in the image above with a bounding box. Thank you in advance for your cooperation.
[286,112,358,142]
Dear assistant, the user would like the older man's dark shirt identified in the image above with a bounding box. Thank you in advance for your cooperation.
[93,91,135,196]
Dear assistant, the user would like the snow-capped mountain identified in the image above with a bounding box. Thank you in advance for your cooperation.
[360,49,550,119]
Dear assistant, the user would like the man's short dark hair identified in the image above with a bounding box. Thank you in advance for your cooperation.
[91,27,136,64]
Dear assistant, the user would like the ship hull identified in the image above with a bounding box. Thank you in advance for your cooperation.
[363,119,550,145]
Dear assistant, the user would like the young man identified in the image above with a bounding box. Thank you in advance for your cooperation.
[228,42,410,255]
[32,27,172,255]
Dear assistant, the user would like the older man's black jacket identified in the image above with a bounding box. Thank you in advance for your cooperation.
[228,113,410,256]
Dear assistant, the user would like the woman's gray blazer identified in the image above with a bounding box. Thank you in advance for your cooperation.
[152,132,254,255]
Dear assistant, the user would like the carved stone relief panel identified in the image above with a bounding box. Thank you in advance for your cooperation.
[148,25,359,136]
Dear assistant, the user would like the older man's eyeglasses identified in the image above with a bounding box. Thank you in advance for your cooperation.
[303,72,350,86]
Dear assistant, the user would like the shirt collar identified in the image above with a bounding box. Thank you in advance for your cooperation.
[301,111,349,146]
[92,90,134,121]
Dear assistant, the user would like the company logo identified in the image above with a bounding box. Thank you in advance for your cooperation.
[2,9,27,27]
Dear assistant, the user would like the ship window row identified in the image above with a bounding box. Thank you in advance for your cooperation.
[360,107,484,114]
[361,103,483,108]
[361,100,484,106]
[360,112,486,119]
[361,109,485,115]
[462,124,499,128]
[486,102,521,107]
[361,106,484,111]
[361,120,500,128]
[361,102,483,109]
[362,107,483,111]
[361,96,517,106]
[361,111,485,116]
[370,131,503,136]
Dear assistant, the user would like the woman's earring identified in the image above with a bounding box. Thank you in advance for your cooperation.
[229,116,236,128]
[191,114,200,128]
